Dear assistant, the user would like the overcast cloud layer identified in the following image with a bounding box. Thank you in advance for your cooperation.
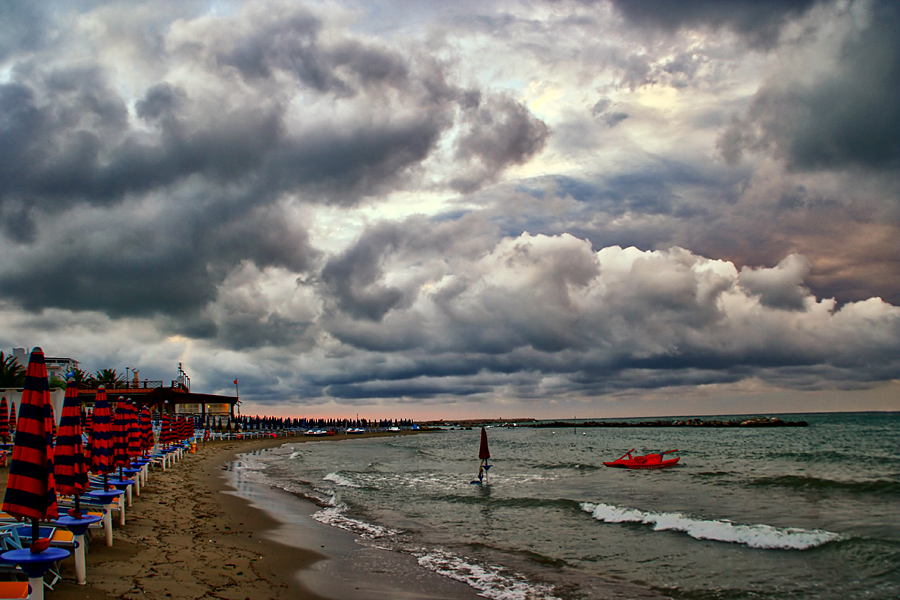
[1,0,898,418]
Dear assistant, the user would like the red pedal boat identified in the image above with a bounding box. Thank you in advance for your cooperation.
[604,449,680,469]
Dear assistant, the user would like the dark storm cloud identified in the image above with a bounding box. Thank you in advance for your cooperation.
[260,117,443,204]
[0,197,318,320]
[0,201,37,244]
[0,70,285,207]
[450,93,550,193]
[321,225,407,322]
[220,8,414,95]
[320,215,494,324]
[0,2,46,61]
[738,254,810,311]
[0,3,542,216]
[303,230,900,401]
[0,2,551,324]
[2,0,897,413]
[609,0,824,49]
[719,0,900,173]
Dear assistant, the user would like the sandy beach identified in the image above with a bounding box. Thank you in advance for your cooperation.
[1,433,483,600]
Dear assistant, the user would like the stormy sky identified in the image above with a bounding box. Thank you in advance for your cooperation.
[1,0,898,419]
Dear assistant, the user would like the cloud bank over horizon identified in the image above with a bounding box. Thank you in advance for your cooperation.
[1,0,898,416]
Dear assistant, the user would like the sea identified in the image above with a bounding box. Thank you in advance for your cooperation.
[228,412,900,600]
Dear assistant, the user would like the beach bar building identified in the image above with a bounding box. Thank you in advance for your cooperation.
[76,366,239,421]
[3,349,238,423]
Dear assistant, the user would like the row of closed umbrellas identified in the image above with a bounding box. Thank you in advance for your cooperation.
[0,347,195,598]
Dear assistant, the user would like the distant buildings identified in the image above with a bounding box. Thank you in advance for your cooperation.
[12,347,78,382]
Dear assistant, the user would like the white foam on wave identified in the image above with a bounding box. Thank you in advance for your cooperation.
[324,472,361,488]
[232,456,267,472]
[311,504,400,539]
[580,502,840,550]
[414,547,560,600]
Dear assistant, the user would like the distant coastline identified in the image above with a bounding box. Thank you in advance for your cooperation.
[423,415,811,428]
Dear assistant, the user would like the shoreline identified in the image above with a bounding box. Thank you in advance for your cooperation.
[46,434,330,599]
[7,431,482,600]
[223,434,485,600]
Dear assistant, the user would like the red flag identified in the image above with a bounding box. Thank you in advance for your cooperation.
[233,379,238,385]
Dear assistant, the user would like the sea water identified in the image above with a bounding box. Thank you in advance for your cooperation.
[230,412,900,599]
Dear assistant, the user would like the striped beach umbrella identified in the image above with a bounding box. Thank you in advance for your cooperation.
[55,376,88,515]
[0,396,9,443]
[160,412,173,448]
[140,408,153,455]
[179,416,189,442]
[126,400,141,461]
[1,347,59,544]
[112,398,130,475]
[9,402,16,436]
[88,386,114,486]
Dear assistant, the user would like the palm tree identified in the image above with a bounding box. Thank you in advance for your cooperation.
[94,368,125,388]
[0,352,26,388]
[70,367,96,388]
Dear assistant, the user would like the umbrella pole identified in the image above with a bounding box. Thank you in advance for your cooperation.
[73,533,87,584]
[27,574,46,600]
[31,518,39,544]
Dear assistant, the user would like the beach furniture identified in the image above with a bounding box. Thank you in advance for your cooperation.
[106,478,135,510]
[0,519,63,593]
[55,513,102,584]
[121,467,143,496]
[81,489,123,546]
[0,581,29,599]
[0,349,70,600]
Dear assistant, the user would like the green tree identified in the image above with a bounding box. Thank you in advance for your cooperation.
[0,352,26,388]
[94,368,125,388]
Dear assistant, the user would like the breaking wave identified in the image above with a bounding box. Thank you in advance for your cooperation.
[580,502,840,550]
[414,547,561,600]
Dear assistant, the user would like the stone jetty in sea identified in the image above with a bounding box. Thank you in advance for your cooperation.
[532,416,807,428]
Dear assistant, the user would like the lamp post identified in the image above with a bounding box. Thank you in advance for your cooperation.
[126,367,130,388]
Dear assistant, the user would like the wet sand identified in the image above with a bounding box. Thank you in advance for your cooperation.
[1,433,483,599]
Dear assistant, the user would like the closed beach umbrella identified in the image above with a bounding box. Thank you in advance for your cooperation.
[55,376,88,514]
[140,408,153,455]
[127,400,141,461]
[9,402,16,436]
[476,426,492,484]
[160,412,173,448]
[112,398,130,476]
[479,426,490,460]
[1,347,59,545]
[88,386,114,486]
[182,416,191,442]
[0,396,8,443]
